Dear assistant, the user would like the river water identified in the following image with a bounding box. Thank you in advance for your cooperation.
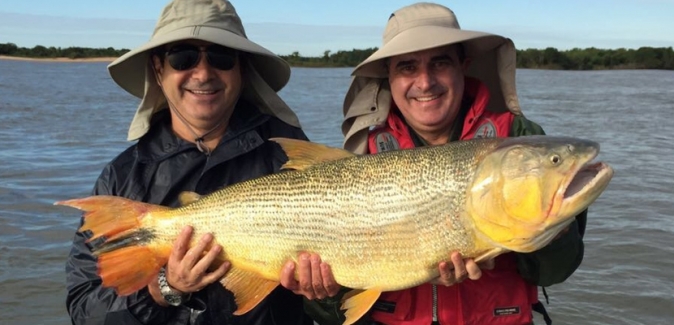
[0,59,673,324]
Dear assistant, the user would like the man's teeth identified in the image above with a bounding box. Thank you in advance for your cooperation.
[190,90,217,95]
[416,95,439,102]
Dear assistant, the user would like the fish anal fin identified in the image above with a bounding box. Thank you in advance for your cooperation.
[341,288,382,325]
[220,267,279,315]
[178,191,202,206]
[269,138,355,170]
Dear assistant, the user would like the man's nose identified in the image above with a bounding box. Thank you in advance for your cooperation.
[415,67,437,91]
[190,52,215,80]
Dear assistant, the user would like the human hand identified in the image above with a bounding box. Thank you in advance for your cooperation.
[430,251,495,286]
[148,226,229,305]
[153,226,230,299]
[280,252,340,300]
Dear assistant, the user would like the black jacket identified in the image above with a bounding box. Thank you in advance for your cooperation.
[65,104,312,325]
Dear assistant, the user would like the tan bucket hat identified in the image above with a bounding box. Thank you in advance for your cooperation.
[342,2,522,154]
[108,0,301,141]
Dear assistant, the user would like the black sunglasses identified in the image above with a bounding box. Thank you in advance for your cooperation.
[165,44,237,71]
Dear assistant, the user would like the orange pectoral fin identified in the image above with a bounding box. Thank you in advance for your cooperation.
[220,267,279,315]
[341,288,382,325]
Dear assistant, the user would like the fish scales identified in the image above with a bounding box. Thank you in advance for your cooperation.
[155,138,503,290]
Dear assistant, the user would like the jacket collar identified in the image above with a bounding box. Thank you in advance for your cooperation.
[136,101,270,163]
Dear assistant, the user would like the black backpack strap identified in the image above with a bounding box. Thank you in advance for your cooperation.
[532,287,552,325]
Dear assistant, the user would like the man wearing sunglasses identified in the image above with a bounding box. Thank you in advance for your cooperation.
[64,0,331,324]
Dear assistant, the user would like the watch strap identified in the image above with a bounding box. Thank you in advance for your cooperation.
[158,266,187,306]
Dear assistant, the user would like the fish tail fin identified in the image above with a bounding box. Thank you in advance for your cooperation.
[56,195,171,295]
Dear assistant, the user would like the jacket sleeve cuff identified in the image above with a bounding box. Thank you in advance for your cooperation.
[516,219,584,286]
[126,287,177,323]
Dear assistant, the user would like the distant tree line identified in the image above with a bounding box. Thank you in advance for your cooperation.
[2,42,673,70]
[516,47,674,70]
[0,42,129,59]
[279,48,378,67]
[282,46,674,70]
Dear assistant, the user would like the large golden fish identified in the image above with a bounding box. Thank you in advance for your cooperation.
[56,136,613,324]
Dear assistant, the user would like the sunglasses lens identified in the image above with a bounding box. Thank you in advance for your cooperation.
[166,45,200,71]
[206,45,237,71]
[165,44,237,71]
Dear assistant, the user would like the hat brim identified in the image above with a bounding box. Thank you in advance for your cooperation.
[353,25,506,78]
[108,26,290,98]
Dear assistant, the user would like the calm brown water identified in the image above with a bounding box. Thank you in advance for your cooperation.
[0,60,673,324]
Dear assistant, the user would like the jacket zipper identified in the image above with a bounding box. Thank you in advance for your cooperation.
[432,284,439,324]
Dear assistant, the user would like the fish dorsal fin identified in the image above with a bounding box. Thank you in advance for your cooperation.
[220,267,279,315]
[341,288,382,325]
[269,138,355,171]
[178,191,202,206]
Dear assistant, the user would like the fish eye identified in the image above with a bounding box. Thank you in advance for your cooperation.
[550,154,562,165]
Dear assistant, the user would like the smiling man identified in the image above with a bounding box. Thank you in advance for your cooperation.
[65,0,313,324]
[150,40,244,153]
[300,3,587,325]
[386,44,469,145]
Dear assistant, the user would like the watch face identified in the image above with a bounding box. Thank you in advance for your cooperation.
[164,293,183,306]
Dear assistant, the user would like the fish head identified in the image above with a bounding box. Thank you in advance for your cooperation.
[467,135,613,252]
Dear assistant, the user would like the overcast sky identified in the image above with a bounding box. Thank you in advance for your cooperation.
[1,0,672,56]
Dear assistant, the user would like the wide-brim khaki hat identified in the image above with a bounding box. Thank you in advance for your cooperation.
[108,0,299,140]
[343,2,522,154]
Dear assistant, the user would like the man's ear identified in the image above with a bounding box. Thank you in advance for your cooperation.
[151,55,164,87]
[461,57,472,73]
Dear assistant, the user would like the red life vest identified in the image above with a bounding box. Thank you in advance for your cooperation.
[366,78,538,325]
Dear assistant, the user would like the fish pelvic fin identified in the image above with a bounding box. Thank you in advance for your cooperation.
[341,288,382,325]
[220,267,279,315]
[269,138,355,170]
[55,195,170,296]
[474,247,508,264]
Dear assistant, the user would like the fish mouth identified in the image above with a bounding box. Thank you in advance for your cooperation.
[565,162,611,198]
[522,156,613,252]
[558,151,614,219]
[563,160,613,201]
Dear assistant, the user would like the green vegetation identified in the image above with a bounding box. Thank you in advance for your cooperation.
[516,47,674,70]
[279,48,377,67]
[1,42,673,70]
[283,46,674,70]
[0,43,129,59]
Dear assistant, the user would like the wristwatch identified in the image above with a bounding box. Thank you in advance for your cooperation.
[158,266,188,306]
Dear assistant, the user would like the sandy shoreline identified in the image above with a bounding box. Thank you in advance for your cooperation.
[0,55,116,63]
